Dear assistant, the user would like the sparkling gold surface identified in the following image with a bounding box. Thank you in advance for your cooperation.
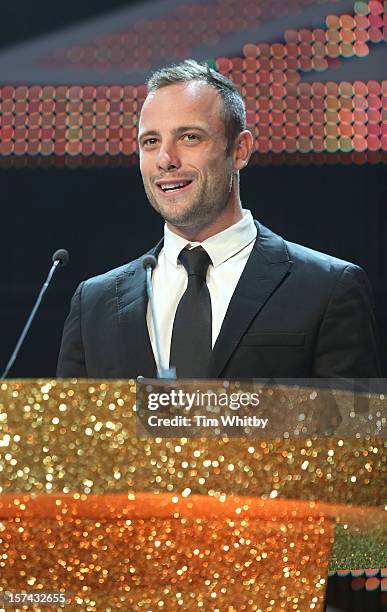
[0,380,385,610]
[0,380,384,504]
[0,494,333,611]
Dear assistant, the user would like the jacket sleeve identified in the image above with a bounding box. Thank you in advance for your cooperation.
[312,265,381,377]
[56,282,87,377]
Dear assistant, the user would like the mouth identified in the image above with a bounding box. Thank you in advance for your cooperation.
[155,179,193,196]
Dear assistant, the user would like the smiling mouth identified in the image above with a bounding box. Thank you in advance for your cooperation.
[157,180,193,194]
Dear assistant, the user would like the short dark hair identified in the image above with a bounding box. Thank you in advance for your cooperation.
[146,59,246,154]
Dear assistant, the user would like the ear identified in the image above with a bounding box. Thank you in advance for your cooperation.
[232,130,254,171]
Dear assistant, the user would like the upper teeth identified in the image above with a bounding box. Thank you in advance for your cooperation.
[161,182,188,191]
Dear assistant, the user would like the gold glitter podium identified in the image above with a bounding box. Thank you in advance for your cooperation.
[0,379,385,611]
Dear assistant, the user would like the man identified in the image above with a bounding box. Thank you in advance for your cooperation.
[57,59,381,379]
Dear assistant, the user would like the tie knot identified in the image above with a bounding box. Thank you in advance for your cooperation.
[179,246,211,279]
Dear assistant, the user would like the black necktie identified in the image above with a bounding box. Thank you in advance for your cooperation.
[169,246,212,377]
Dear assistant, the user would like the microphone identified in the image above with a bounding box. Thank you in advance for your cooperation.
[1,249,69,380]
[52,248,69,267]
[142,255,176,379]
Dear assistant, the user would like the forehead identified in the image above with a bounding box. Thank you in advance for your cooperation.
[139,81,224,131]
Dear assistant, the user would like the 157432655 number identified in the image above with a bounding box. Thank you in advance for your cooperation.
[0,591,67,606]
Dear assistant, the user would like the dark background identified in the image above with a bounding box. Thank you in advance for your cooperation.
[0,0,137,51]
[1,161,386,377]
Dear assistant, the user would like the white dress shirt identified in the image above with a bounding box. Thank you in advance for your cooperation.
[146,209,257,369]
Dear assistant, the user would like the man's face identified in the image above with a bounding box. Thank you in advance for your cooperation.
[138,82,235,233]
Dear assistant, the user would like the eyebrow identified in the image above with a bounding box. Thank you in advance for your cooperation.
[138,126,209,143]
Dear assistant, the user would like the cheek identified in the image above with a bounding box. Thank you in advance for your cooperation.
[207,159,230,179]
[195,155,221,177]
[139,157,151,180]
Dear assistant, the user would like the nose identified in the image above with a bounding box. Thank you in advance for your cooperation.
[157,143,181,172]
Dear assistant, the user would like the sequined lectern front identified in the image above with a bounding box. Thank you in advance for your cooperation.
[0,380,385,611]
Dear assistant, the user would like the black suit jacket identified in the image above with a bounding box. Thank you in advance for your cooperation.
[57,222,381,378]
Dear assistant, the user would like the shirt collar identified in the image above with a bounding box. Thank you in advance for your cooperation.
[163,209,257,268]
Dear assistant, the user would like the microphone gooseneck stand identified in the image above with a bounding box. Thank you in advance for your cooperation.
[1,249,69,380]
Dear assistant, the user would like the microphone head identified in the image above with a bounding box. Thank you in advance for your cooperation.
[142,255,157,270]
[52,249,69,268]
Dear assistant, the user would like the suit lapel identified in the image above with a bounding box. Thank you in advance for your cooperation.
[115,223,291,379]
[116,239,163,378]
[209,222,292,377]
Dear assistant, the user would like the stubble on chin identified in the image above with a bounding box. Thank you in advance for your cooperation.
[143,181,199,226]
[143,171,232,230]
[151,198,218,231]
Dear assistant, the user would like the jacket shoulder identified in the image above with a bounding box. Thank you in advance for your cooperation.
[77,253,149,301]
[285,239,358,273]
[81,237,163,291]
[255,221,363,280]
[84,258,139,286]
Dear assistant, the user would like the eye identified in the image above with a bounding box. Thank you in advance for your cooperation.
[182,133,200,142]
[142,137,158,148]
